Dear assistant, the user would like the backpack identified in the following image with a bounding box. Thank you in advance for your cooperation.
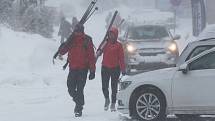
[63,34,94,70]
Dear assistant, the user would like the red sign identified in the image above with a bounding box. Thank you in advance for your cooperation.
[170,0,182,6]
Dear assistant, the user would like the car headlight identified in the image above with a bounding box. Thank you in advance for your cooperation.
[120,81,132,90]
[168,42,177,52]
[126,44,136,53]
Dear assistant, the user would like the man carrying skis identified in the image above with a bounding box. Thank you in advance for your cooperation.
[58,24,96,117]
[100,27,126,111]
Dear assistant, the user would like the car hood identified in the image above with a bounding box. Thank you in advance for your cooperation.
[125,67,177,83]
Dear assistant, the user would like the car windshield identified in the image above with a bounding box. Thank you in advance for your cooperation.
[128,26,169,40]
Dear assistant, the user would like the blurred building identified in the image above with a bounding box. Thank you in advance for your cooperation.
[205,0,215,24]
[178,0,192,18]
[119,0,156,9]
[156,0,172,11]
[156,0,191,18]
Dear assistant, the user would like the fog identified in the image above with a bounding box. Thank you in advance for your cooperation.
[45,0,171,18]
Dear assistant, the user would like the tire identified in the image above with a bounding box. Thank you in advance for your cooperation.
[130,88,166,121]
[175,114,200,120]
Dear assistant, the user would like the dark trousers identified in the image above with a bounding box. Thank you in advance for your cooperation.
[67,69,88,111]
[101,66,120,104]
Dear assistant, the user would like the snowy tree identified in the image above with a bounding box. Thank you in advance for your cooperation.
[21,5,54,38]
[7,0,55,38]
[0,0,15,24]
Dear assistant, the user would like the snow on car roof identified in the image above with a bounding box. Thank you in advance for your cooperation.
[197,24,215,41]
[115,6,173,22]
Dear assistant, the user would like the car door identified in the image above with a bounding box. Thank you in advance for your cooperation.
[172,51,215,113]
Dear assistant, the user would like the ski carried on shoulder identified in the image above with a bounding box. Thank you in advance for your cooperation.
[95,10,118,61]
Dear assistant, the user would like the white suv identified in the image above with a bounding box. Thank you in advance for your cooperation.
[117,46,215,121]
[120,25,180,73]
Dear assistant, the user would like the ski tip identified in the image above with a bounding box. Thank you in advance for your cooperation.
[92,0,97,4]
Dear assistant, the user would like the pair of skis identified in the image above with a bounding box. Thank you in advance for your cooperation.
[95,11,118,61]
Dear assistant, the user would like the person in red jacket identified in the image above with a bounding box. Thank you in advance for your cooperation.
[58,24,96,117]
[101,27,126,111]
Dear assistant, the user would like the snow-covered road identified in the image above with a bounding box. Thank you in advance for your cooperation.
[0,82,121,121]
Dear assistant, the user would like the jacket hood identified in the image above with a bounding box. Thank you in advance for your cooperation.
[109,27,118,39]
[74,24,84,33]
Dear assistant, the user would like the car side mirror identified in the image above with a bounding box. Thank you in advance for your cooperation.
[173,34,181,40]
[178,63,189,74]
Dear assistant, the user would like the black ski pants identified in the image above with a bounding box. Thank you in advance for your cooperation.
[101,66,120,104]
[67,69,88,111]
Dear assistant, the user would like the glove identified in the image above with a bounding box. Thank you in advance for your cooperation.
[89,71,95,80]
[58,54,63,60]
[122,71,126,76]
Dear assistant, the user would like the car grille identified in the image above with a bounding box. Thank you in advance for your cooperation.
[139,52,166,56]
[138,48,166,56]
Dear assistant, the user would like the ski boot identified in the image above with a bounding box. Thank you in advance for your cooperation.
[75,111,82,117]
[104,98,110,111]
[110,103,116,112]
[74,105,83,117]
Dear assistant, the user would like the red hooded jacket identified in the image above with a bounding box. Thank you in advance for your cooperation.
[102,27,126,72]
[59,32,96,72]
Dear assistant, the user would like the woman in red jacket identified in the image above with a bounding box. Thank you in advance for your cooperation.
[101,27,126,111]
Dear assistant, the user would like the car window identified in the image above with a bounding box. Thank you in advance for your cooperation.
[186,45,215,61]
[128,26,169,40]
[189,51,215,70]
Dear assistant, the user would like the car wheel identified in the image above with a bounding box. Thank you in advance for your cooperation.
[130,88,166,121]
[175,114,200,120]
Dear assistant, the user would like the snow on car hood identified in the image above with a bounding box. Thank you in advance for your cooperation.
[125,67,177,83]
